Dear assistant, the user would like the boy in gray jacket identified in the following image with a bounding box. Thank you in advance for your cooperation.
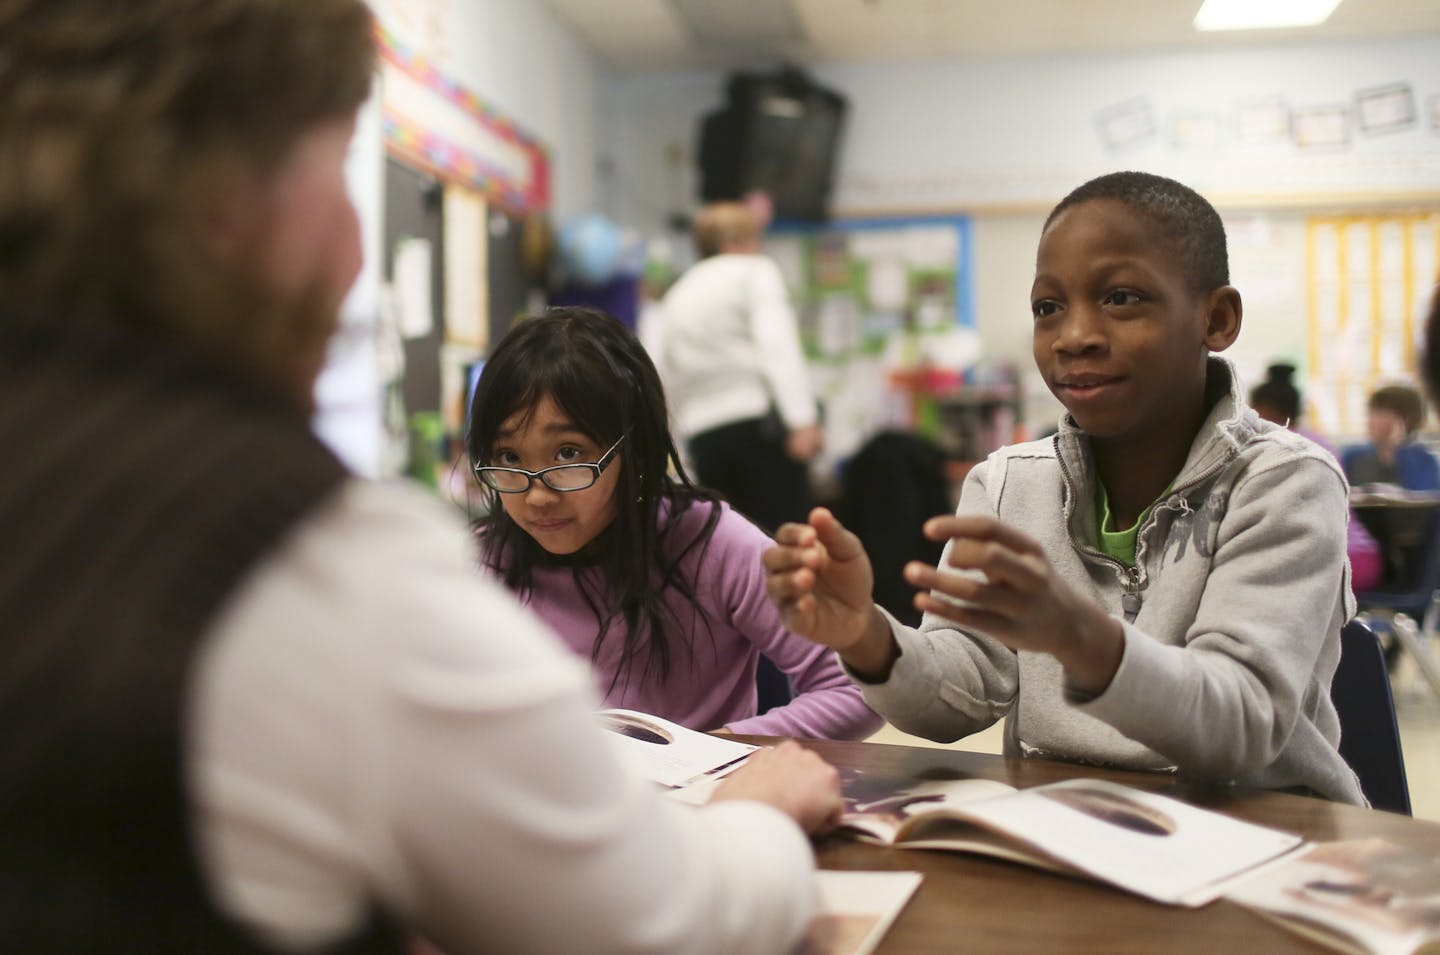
[764,171,1363,805]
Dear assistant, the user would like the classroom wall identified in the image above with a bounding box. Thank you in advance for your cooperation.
[597,34,1440,436]
[376,0,608,222]
[449,0,606,221]
[600,35,1440,225]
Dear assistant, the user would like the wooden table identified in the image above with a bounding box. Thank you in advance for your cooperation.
[745,737,1440,954]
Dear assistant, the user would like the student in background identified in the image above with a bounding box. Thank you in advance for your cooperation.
[1250,362,1383,592]
[467,307,881,740]
[1342,384,1440,589]
[0,2,842,952]
[655,201,821,532]
[764,171,1364,805]
[1342,385,1440,491]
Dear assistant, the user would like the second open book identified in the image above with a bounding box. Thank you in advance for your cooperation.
[836,767,1303,907]
[595,708,1301,907]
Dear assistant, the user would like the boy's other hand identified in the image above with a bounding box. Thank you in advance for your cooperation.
[711,740,843,835]
[907,515,1124,695]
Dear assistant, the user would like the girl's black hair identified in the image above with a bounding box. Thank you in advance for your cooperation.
[1250,362,1301,424]
[465,306,722,693]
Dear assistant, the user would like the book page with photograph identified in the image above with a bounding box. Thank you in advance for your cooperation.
[1225,839,1440,955]
[595,708,757,788]
[837,767,1303,907]
[797,871,923,955]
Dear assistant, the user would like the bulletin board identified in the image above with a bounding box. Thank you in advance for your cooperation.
[763,216,994,476]
[766,216,975,355]
[1305,213,1440,436]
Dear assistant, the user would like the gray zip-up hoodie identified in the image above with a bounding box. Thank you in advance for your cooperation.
[858,358,1365,805]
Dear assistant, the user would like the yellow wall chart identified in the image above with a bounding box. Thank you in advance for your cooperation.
[1306,213,1440,437]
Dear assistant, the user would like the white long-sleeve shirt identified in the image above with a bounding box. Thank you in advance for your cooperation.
[657,253,817,439]
[188,479,816,954]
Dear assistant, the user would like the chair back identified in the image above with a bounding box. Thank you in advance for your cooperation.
[1332,619,1411,814]
[755,654,792,714]
[1354,508,1440,620]
[837,430,951,627]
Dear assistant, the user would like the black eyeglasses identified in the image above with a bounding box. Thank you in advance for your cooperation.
[474,433,626,493]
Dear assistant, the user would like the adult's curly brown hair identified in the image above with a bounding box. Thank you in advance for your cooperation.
[0,0,375,409]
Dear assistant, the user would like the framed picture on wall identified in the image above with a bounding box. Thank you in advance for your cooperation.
[1094,97,1156,152]
[1355,82,1415,135]
[1170,110,1221,152]
[1291,105,1350,150]
[1234,97,1290,145]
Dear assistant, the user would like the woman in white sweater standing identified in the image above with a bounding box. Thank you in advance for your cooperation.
[657,201,822,532]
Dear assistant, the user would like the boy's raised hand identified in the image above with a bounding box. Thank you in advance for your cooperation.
[763,508,880,651]
[906,515,1124,695]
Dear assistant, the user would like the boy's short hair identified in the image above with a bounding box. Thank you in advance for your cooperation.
[1044,171,1229,294]
[1369,384,1426,435]
[692,202,762,258]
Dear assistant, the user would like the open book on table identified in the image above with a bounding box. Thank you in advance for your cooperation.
[837,770,1303,907]
[595,708,757,790]
[1224,839,1440,955]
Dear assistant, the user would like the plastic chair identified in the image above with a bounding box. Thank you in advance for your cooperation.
[1354,509,1440,698]
[1332,619,1411,815]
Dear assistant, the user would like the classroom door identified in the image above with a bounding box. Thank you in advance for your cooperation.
[383,157,445,416]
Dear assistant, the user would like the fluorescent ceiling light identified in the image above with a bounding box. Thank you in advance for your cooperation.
[1194,0,1343,31]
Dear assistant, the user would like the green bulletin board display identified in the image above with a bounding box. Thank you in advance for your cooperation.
[763,216,984,476]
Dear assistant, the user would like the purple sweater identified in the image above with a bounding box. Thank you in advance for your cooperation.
[519,501,881,739]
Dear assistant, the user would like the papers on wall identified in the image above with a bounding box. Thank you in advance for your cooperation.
[442,185,488,348]
[394,235,435,339]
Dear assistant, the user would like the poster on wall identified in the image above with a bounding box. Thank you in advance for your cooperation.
[371,0,453,68]
[442,184,489,348]
[1305,214,1440,437]
[765,217,1000,478]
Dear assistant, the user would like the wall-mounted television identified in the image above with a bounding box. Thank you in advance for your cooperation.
[697,67,848,223]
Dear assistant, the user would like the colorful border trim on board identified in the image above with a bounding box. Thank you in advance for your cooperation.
[377,26,550,212]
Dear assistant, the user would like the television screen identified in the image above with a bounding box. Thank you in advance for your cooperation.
[698,68,847,223]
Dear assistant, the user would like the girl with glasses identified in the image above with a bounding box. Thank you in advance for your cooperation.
[467,307,882,739]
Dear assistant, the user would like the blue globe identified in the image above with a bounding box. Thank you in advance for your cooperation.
[558,212,623,287]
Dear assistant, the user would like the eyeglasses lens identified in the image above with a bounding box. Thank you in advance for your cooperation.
[543,466,595,491]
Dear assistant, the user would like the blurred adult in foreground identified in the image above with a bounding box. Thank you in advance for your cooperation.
[0,2,840,952]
